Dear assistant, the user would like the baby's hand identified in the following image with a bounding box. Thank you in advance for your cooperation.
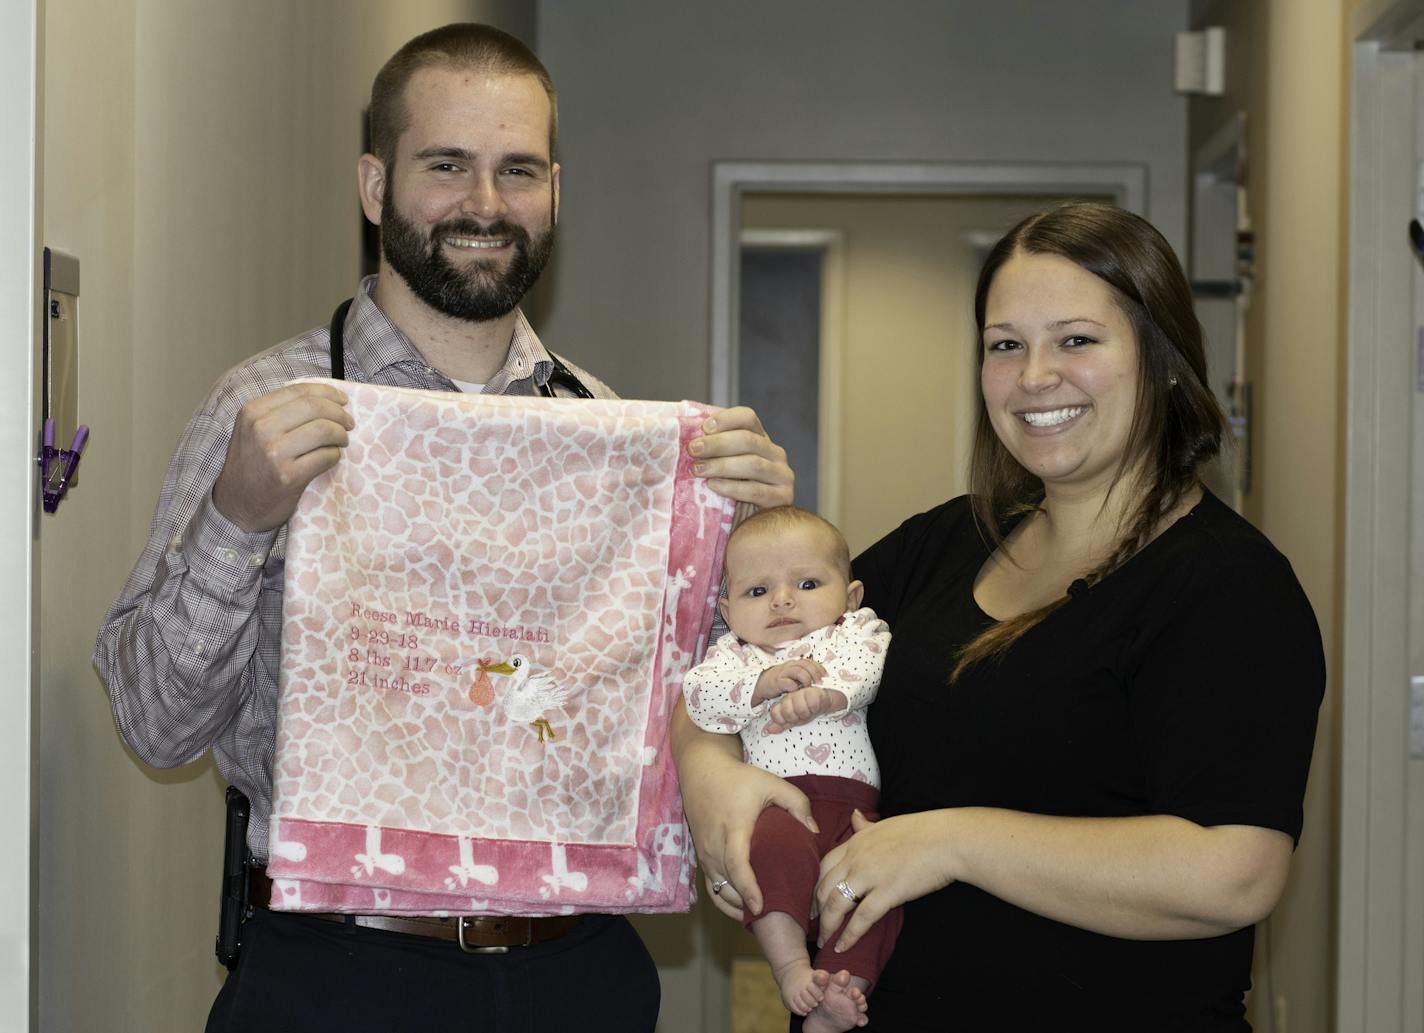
[751,659,827,705]
[765,685,849,734]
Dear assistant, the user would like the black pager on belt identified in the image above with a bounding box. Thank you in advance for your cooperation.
[216,786,251,970]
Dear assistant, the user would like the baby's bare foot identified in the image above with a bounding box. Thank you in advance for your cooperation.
[802,969,869,1033]
[770,957,825,1016]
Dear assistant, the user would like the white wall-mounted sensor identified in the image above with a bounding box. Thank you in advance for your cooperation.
[1175,27,1226,96]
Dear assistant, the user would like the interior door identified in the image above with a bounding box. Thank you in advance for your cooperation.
[738,245,825,513]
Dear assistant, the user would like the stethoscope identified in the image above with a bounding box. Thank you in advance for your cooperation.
[326,298,595,398]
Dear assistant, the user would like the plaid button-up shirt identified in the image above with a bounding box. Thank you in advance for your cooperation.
[94,276,614,859]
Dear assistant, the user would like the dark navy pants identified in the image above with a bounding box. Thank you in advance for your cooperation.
[205,909,660,1033]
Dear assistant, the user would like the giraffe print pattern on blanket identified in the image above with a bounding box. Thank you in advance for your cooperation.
[268,381,733,914]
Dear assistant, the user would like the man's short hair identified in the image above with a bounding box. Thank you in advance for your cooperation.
[369,23,558,164]
[726,506,853,581]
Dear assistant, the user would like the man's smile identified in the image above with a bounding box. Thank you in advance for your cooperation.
[443,235,511,249]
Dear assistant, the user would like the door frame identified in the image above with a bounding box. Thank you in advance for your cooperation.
[0,0,40,1028]
[1339,2,1424,1029]
[709,160,1149,409]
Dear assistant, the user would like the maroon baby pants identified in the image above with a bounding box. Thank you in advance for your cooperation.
[746,774,903,989]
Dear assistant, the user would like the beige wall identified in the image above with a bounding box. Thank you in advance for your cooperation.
[1190,1,1352,1030]
[38,3,532,1030]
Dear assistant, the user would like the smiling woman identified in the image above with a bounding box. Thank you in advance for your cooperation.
[673,201,1325,1031]
[979,253,1142,499]
[959,203,1228,670]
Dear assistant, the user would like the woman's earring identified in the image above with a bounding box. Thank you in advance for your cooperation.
[1168,376,1178,387]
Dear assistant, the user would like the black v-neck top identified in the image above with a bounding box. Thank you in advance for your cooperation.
[853,491,1324,1030]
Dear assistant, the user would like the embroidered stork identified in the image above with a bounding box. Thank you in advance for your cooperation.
[491,653,570,742]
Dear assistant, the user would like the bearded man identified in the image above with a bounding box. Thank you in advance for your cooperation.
[94,23,792,1033]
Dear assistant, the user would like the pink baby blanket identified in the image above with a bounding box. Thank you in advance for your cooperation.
[268,380,735,916]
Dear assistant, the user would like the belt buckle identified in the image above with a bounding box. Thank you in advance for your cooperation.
[457,916,518,954]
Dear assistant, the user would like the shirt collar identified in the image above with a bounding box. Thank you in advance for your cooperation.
[487,308,556,395]
[343,275,556,393]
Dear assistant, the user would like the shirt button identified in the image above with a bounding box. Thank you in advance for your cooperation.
[221,548,239,565]
[249,554,264,568]
[192,639,206,656]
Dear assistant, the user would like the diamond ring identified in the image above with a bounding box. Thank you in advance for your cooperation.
[835,880,862,904]
[711,879,729,896]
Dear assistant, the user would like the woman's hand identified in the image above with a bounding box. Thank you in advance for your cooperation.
[690,758,817,920]
[687,406,794,510]
[671,702,816,919]
[815,810,957,953]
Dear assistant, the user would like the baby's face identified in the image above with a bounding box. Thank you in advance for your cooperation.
[719,524,862,649]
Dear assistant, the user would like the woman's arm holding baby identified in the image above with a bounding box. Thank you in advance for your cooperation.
[670,701,816,918]
[813,808,1291,953]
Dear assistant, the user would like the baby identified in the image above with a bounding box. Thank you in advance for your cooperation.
[685,505,898,1033]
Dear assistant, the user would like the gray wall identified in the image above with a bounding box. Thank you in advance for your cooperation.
[533,0,1191,403]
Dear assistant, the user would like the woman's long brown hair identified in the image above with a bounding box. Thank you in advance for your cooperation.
[951,202,1228,682]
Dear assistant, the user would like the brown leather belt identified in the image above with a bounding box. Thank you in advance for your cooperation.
[248,866,582,954]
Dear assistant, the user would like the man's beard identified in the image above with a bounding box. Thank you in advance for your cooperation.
[380,186,554,323]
